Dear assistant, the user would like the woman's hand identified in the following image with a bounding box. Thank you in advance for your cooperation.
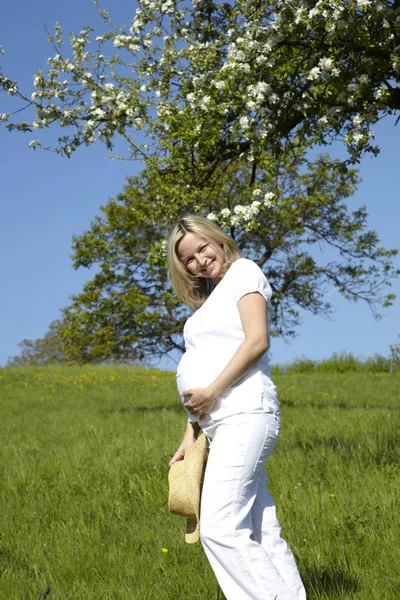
[169,421,201,467]
[169,439,194,467]
[182,388,216,421]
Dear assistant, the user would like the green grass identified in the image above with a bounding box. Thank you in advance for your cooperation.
[0,366,399,599]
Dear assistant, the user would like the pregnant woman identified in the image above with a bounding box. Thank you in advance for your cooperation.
[167,214,306,600]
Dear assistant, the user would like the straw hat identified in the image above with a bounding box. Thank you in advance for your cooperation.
[168,433,208,544]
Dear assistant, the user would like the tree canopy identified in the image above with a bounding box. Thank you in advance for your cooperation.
[1,0,400,192]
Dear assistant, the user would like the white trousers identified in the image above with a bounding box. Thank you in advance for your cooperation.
[200,412,306,600]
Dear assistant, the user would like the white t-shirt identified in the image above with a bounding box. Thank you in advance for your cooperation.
[176,258,280,423]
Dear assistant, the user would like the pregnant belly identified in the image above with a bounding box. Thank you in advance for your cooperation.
[176,350,226,396]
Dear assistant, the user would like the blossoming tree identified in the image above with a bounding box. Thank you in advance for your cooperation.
[1,0,399,218]
[1,1,399,170]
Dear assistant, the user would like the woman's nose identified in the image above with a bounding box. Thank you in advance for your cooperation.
[194,253,206,269]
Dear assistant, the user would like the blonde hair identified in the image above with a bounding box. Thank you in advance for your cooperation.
[167,214,243,309]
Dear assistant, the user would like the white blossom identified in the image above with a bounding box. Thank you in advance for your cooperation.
[248,81,271,99]
[247,40,259,50]
[318,57,334,72]
[191,76,203,89]
[309,6,320,19]
[264,192,275,207]
[91,107,105,117]
[295,7,306,24]
[7,85,18,96]
[246,100,257,111]
[239,116,250,130]
[357,0,372,10]
[307,66,321,81]
[220,208,231,217]
[207,212,218,221]
[161,0,175,14]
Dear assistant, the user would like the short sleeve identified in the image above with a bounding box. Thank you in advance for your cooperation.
[229,258,272,305]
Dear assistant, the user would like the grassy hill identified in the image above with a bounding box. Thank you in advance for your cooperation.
[0,366,399,599]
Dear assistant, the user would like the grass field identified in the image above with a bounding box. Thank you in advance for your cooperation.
[0,365,399,600]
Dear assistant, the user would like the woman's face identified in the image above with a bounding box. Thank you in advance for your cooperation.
[177,232,226,284]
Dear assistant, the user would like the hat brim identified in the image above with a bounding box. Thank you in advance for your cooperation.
[183,434,208,544]
[168,434,208,544]
[185,517,200,544]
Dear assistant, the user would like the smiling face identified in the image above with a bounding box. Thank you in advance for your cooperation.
[177,232,226,284]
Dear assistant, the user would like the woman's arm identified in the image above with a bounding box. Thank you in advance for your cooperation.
[169,419,201,467]
[182,292,268,420]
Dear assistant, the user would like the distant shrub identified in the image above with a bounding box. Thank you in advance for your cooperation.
[272,351,400,374]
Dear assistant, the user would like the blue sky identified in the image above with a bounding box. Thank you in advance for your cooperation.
[1,1,399,369]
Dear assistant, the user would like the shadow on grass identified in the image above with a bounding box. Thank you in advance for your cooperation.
[303,564,359,598]
[98,404,183,415]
